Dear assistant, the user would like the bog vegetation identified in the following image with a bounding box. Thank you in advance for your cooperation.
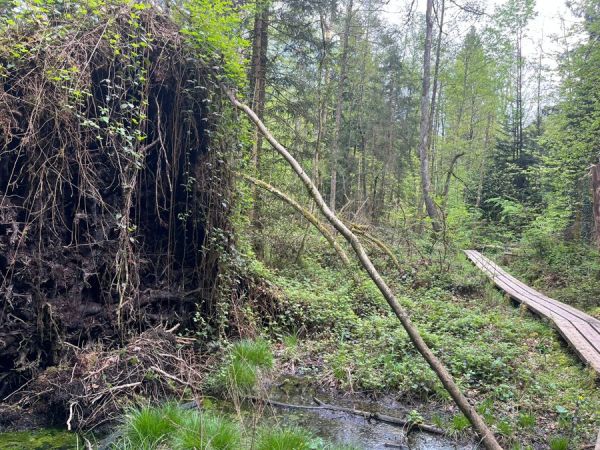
[0,0,599,448]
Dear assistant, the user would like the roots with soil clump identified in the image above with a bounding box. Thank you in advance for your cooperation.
[0,4,234,408]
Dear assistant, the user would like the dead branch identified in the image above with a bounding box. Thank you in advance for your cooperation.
[442,152,465,208]
[238,172,352,269]
[349,224,403,274]
[224,88,502,450]
[247,396,445,435]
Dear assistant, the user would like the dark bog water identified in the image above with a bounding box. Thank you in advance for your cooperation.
[251,377,476,450]
[0,376,476,449]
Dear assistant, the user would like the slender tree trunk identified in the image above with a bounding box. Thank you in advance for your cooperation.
[330,0,353,212]
[476,114,492,208]
[591,164,600,250]
[442,152,465,208]
[417,0,441,232]
[225,89,503,450]
[428,0,445,138]
[249,0,269,256]
[315,11,333,190]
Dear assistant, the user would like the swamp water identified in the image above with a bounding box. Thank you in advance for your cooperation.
[245,378,476,450]
[0,378,475,449]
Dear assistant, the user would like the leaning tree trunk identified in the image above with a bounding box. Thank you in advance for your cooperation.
[441,152,465,209]
[417,0,442,232]
[224,88,503,450]
[591,164,600,250]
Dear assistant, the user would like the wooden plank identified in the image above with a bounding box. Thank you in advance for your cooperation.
[468,251,599,326]
[465,250,600,374]
[470,250,600,328]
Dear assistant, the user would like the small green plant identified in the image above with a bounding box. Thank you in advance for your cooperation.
[121,403,182,449]
[283,333,299,349]
[406,409,424,425]
[226,358,258,392]
[549,436,569,450]
[210,338,274,395]
[517,412,536,429]
[231,338,273,369]
[256,426,311,450]
[496,419,513,436]
[451,413,470,432]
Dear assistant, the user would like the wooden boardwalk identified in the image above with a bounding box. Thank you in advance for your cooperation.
[465,250,600,375]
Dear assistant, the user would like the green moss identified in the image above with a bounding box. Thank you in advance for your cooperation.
[0,430,80,450]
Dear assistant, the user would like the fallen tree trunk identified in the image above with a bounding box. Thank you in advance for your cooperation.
[224,88,503,450]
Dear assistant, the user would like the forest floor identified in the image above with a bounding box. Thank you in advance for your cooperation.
[247,233,600,449]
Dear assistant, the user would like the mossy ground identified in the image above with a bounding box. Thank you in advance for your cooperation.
[0,429,81,450]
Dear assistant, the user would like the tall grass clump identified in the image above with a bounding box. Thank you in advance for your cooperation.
[172,411,241,449]
[231,339,274,368]
[116,404,241,450]
[211,338,274,395]
[120,403,183,449]
[256,426,312,450]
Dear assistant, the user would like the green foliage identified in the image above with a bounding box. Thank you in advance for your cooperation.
[181,0,249,84]
[114,404,350,450]
[210,338,274,395]
[450,414,470,432]
[231,338,273,369]
[548,437,569,450]
[517,412,536,429]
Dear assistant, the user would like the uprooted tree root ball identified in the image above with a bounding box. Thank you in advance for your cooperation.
[0,4,236,411]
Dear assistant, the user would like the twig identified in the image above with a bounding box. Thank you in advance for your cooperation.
[150,365,189,386]
[67,401,75,431]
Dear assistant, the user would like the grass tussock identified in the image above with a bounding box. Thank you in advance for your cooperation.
[114,404,354,450]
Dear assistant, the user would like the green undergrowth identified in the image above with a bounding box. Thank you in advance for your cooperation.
[113,403,357,449]
[500,235,600,315]
[245,238,600,447]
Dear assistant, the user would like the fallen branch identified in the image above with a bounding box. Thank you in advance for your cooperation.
[224,87,502,450]
[247,396,445,435]
[238,172,352,268]
[350,224,403,273]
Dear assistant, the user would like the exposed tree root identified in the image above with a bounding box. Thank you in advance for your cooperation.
[0,5,232,396]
